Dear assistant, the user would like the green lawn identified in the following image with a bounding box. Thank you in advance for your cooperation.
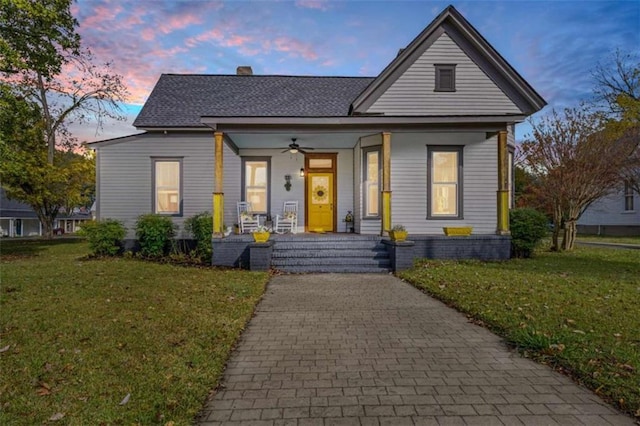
[399,246,640,419]
[577,234,640,245]
[0,239,269,425]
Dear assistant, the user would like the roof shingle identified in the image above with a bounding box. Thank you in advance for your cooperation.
[133,74,375,128]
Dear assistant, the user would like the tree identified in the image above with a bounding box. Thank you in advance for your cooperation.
[11,47,129,163]
[520,106,634,251]
[0,85,94,237]
[593,50,640,193]
[0,1,126,235]
[0,0,80,77]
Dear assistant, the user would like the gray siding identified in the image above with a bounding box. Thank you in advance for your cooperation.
[367,33,521,116]
[97,132,215,238]
[578,189,640,226]
[389,132,497,235]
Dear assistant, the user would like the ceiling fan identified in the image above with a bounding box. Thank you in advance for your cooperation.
[281,138,314,154]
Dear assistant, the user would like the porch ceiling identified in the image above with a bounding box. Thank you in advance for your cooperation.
[228,132,371,150]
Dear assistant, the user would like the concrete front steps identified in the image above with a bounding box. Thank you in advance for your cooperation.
[271,234,391,273]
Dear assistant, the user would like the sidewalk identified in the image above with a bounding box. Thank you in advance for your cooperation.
[197,274,635,425]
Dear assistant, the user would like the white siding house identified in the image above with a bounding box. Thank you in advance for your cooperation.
[90,6,546,265]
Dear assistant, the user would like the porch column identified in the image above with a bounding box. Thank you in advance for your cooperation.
[213,131,225,237]
[497,130,510,235]
[381,132,392,235]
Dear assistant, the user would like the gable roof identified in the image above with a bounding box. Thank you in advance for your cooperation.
[133,75,375,128]
[350,5,546,115]
[0,188,38,218]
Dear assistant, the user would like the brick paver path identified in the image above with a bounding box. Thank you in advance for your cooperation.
[197,274,634,425]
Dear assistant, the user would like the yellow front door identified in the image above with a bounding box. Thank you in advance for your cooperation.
[307,172,334,232]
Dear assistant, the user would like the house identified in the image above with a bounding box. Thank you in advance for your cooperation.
[89,5,546,270]
[0,188,94,237]
[0,188,42,237]
[577,181,640,236]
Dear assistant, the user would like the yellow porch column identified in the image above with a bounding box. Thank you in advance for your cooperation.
[213,131,225,237]
[381,132,392,235]
[496,130,510,235]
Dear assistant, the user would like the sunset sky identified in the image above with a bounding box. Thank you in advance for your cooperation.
[70,0,640,142]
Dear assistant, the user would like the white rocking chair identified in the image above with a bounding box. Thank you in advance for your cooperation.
[237,201,259,233]
[274,201,298,234]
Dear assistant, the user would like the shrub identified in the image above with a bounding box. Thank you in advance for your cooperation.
[184,212,213,263]
[79,219,126,256]
[510,208,548,258]
[135,214,177,258]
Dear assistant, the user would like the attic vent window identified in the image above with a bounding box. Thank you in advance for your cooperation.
[434,64,456,92]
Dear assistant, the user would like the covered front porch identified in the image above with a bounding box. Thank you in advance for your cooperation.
[203,119,512,239]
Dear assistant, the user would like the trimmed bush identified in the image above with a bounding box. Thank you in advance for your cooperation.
[79,219,126,256]
[510,208,548,258]
[184,212,213,263]
[135,214,177,258]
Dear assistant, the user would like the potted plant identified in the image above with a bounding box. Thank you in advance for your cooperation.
[252,225,271,243]
[389,224,408,242]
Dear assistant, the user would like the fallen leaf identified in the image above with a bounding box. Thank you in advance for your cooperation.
[119,393,130,406]
[0,345,10,353]
[36,387,51,396]
[572,330,586,335]
[613,333,622,338]
[49,412,65,421]
[565,319,576,325]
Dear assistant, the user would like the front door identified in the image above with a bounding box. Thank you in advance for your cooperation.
[305,153,337,232]
[307,173,334,231]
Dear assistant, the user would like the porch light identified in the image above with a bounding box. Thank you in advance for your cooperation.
[299,168,305,177]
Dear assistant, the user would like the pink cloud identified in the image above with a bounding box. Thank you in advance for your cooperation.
[295,0,331,11]
[185,28,224,47]
[81,4,123,29]
[273,37,318,60]
[141,27,155,41]
[222,35,252,47]
[158,14,203,34]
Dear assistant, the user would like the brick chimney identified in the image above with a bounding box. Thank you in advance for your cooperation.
[236,66,253,75]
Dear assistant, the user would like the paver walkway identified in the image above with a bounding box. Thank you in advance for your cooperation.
[197,274,634,426]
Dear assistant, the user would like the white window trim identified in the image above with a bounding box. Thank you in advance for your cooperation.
[152,158,183,216]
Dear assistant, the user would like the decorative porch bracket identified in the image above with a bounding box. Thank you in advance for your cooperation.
[213,131,225,237]
[496,130,510,235]
[381,132,392,235]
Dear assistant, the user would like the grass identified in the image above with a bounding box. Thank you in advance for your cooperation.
[0,239,269,425]
[577,234,640,245]
[399,246,640,420]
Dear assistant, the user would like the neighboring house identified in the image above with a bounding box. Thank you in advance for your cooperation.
[0,188,93,237]
[0,188,42,237]
[89,6,546,267]
[578,181,640,236]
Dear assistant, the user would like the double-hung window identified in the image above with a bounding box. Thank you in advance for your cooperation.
[427,146,463,219]
[242,158,270,214]
[363,147,381,218]
[153,158,182,215]
[624,181,635,211]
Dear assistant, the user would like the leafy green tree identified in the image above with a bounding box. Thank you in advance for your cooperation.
[0,0,80,77]
[0,84,95,237]
[593,50,640,193]
[520,106,633,251]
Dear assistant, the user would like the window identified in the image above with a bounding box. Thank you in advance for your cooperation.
[427,146,463,219]
[153,159,182,215]
[434,64,456,92]
[242,158,270,214]
[624,181,635,211]
[363,147,380,218]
